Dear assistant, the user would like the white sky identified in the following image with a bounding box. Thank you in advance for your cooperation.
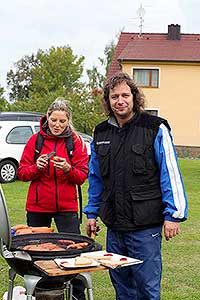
[0,0,200,90]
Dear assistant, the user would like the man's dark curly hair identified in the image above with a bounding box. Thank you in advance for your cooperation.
[103,72,145,116]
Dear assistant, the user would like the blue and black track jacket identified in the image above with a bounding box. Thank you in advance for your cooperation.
[83,112,188,231]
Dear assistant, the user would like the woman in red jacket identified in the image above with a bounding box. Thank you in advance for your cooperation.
[17,97,89,300]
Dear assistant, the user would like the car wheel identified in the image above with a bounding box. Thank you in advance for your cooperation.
[0,160,17,183]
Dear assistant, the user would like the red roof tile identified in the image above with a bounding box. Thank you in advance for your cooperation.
[107,31,200,79]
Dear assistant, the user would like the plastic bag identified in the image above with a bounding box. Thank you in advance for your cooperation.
[3,286,35,300]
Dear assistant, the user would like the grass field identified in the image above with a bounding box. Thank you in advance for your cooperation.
[0,159,200,299]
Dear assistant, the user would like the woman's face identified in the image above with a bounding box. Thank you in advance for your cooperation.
[47,110,69,135]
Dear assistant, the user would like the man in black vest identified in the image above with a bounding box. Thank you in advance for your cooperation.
[83,72,188,300]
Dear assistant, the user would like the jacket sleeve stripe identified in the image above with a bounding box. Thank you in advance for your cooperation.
[155,124,187,220]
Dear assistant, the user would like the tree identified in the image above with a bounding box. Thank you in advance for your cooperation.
[0,85,8,111]
[68,88,105,135]
[6,46,84,108]
[7,54,39,103]
[83,39,116,132]
[5,41,115,134]
[31,46,84,96]
[86,39,116,89]
[99,40,116,76]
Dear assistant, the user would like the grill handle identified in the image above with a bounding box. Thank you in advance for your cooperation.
[0,238,32,261]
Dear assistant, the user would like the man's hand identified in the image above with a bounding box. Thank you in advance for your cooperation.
[86,218,100,237]
[164,220,180,241]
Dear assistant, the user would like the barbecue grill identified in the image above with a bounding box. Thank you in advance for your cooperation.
[0,186,101,300]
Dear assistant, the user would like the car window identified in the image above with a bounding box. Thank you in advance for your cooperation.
[35,125,40,132]
[6,126,34,144]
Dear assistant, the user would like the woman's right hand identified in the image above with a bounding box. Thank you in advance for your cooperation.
[36,154,48,170]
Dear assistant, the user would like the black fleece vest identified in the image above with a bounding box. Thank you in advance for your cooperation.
[94,112,170,231]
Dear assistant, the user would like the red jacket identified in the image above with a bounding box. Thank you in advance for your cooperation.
[17,118,89,213]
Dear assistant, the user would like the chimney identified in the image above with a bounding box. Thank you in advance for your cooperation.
[167,24,181,40]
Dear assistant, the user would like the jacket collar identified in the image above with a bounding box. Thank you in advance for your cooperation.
[108,112,140,128]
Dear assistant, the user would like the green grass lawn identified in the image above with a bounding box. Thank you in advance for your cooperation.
[0,159,200,299]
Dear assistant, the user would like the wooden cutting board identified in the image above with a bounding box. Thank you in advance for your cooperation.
[34,260,106,276]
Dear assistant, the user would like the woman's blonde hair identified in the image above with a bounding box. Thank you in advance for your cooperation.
[47,97,85,149]
[47,97,74,131]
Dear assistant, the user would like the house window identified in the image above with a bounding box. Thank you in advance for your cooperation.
[133,68,159,88]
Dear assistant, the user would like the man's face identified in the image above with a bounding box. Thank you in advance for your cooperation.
[109,81,134,125]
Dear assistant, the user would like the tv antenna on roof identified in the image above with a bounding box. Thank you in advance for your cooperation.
[137,3,145,36]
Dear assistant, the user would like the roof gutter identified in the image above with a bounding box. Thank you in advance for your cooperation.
[118,58,200,63]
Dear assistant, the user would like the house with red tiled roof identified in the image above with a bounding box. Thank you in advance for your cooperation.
[108,24,200,157]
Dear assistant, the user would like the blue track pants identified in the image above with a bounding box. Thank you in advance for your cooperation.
[106,225,162,300]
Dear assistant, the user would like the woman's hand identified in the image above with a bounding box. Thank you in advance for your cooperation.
[52,156,71,173]
[36,154,48,170]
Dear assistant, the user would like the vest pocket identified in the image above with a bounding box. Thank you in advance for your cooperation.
[130,190,164,226]
[131,144,147,174]
[96,144,110,177]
